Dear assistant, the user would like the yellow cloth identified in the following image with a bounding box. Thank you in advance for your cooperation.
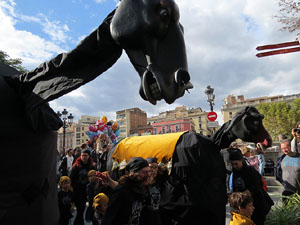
[229,212,256,225]
[112,131,187,169]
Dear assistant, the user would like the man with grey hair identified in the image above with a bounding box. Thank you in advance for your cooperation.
[276,139,300,199]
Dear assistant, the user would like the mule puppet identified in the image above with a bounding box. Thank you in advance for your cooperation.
[106,106,272,225]
[0,0,191,224]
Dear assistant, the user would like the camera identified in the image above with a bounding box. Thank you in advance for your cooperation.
[294,128,300,134]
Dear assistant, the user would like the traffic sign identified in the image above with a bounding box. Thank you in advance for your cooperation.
[207,111,217,122]
[208,121,219,128]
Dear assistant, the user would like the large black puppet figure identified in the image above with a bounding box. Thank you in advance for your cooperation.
[0,0,191,224]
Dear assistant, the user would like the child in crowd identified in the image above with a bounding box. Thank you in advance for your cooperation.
[92,193,109,225]
[86,170,99,223]
[58,176,75,225]
[228,190,255,225]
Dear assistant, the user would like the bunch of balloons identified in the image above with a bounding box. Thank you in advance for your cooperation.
[86,116,120,144]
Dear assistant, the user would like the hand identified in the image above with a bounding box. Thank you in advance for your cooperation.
[96,171,118,188]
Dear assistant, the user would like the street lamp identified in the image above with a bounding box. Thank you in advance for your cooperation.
[57,109,74,152]
[204,85,215,112]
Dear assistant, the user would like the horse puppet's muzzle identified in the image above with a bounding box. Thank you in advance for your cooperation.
[140,67,193,105]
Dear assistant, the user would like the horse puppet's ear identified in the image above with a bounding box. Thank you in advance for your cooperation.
[110,0,143,48]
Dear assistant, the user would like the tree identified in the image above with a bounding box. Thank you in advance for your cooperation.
[275,0,300,34]
[257,99,300,142]
[0,50,27,73]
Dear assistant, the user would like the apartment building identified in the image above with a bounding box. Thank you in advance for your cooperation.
[221,93,300,122]
[148,106,214,135]
[116,108,148,140]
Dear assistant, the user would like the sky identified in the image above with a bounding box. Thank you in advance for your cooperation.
[0,0,299,124]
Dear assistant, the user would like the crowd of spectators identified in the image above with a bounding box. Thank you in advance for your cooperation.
[223,121,300,225]
[56,133,163,225]
[56,121,300,225]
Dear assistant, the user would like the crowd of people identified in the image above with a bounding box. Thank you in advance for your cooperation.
[56,132,165,225]
[222,121,300,225]
[56,121,300,225]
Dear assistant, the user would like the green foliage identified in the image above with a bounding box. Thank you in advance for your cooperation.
[265,193,300,225]
[0,50,27,73]
[257,99,300,141]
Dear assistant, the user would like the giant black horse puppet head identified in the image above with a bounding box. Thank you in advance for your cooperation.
[111,0,192,104]
[2,0,190,131]
[212,106,272,150]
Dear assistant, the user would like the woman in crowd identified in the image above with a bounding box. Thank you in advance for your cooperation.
[229,148,273,225]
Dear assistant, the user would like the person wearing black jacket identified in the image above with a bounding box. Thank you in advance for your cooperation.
[229,148,274,225]
[70,150,96,225]
[101,157,152,225]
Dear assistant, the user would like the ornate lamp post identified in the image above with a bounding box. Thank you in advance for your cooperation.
[204,85,215,112]
[57,109,74,152]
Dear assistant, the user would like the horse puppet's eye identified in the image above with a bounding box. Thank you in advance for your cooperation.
[244,116,261,131]
[159,8,170,23]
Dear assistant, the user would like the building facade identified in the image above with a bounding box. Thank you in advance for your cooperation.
[147,106,214,135]
[152,118,195,134]
[57,125,75,154]
[57,115,100,152]
[221,93,300,123]
[74,115,100,146]
[116,108,148,140]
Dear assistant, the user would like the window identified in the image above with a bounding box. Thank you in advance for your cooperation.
[154,128,157,134]
[82,133,85,136]
[76,133,80,138]
[162,126,166,134]
[176,125,180,132]
[229,112,233,118]
[82,127,85,131]
[76,140,81,145]
[76,127,80,132]
[117,114,125,119]
[199,123,202,129]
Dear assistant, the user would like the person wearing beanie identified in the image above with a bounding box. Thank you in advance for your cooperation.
[229,148,273,225]
[101,157,151,225]
[92,193,109,225]
[58,176,75,225]
[70,149,96,225]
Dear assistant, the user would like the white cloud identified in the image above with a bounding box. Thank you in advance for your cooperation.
[0,0,68,69]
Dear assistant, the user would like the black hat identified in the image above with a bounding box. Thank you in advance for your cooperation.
[229,148,243,161]
[81,149,91,155]
[126,157,149,173]
[145,157,158,164]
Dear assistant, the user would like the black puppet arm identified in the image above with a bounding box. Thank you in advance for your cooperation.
[4,10,122,131]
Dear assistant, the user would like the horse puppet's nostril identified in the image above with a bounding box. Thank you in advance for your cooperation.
[175,68,190,86]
